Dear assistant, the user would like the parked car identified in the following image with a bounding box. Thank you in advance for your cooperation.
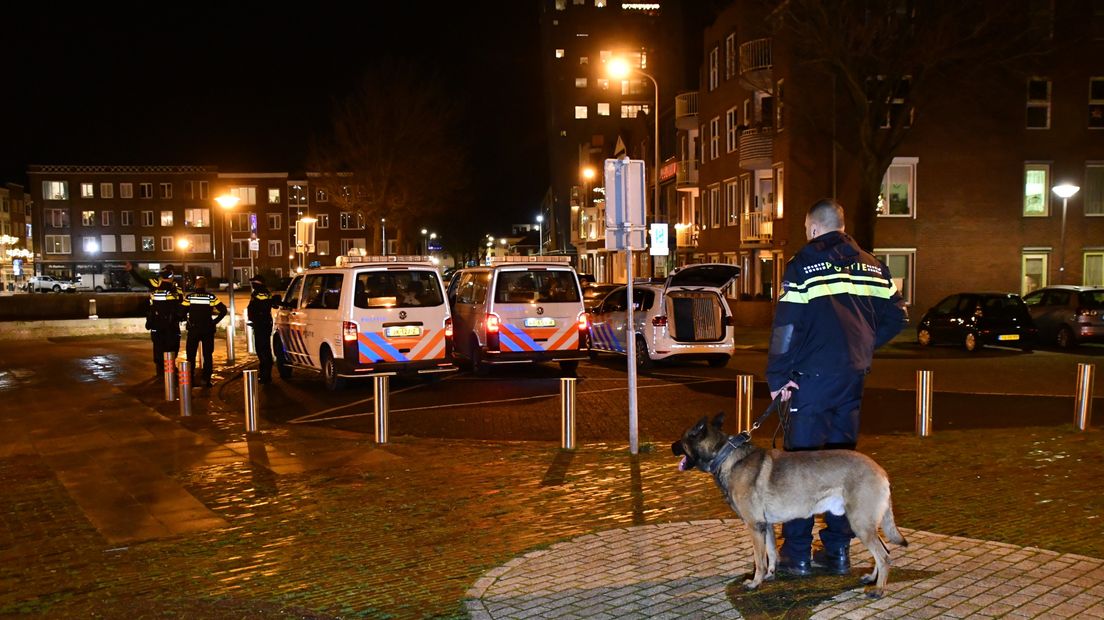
[1021,285,1104,348]
[588,263,740,369]
[916,292,1036,352]
[26,275,76,293]
[582,283,621,312]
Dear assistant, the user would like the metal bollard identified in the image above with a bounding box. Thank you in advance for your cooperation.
[374,374,390,444]
[246,322,256,354]
[560,377,577,450]
[243,369,259,433]
[88,298,98,320]
[177,359,191,416]
[163,352,177,401]
[1075,363,1095,432]
[735,374,754,434]
[916,370,933,437]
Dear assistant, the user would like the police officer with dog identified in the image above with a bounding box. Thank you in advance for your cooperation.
[126,261,184,377]
[181,276,228,388]
[766,199,906,577]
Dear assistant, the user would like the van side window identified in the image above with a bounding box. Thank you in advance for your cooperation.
[303,274,344,309]
[472,272,491,304]
[284,276,304,308]
[456,273,476,304]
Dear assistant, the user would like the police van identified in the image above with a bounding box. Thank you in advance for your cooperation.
[273,254,456,390]
[588,263,740,370]
[446,256,588,375]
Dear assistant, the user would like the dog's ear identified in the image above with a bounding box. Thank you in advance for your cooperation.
[690,416,709,436]
[711,411,725,430]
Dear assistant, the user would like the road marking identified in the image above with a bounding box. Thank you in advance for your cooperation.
[291,377,727,424]
[286,378,451,423]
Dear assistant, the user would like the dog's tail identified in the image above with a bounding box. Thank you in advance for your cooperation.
[881,497,909,547]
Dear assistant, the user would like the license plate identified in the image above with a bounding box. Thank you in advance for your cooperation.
[524,317,556,328]
[997,334,1020,341]
[385,326,422,337]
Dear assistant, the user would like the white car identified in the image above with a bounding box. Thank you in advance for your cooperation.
[588,263,740,370]
[26,275,76,293]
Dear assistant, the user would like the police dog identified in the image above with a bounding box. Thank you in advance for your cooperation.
[672,412,908,598]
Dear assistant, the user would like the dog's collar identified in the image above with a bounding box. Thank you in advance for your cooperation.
[707,432,751,474]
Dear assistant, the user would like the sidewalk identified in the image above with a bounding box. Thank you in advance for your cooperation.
[0,335,1102,618]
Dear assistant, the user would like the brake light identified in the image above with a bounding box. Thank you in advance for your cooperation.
[577,312,589,331]
[342,321,358,342]
[444,317,454,339]
[1076,307,1100,319]
[486,313,501,333]
[652,315,668,327]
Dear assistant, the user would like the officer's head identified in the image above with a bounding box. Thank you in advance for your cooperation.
[249,275,265,290]
[805,199,845,241]
[159,264,175,279]
[193,276,208,291]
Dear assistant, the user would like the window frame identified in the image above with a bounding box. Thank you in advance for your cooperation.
[873,248,915,307]
[1023,163,1051,217]
[726,106,738,153]
[1021,251,1049,295]
[1084,251,1104,286]
[878,157,918,218]
[1027,77,1051,130]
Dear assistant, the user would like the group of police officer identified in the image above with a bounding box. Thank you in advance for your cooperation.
[126,262,276,387]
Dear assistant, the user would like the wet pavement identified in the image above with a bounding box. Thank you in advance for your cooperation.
[0,332,1102,618]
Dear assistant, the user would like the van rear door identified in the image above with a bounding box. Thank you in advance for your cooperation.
[492,267,583,354]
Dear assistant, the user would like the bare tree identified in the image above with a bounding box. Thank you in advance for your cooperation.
[770,0,1049,249]
[310,59,470,253]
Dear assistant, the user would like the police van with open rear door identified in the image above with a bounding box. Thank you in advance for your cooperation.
[588,263,740,370]
[446,256,588,375]
[272,253,456,390]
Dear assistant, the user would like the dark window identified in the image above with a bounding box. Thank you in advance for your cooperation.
[303,274,344,310]
[494,270,580,304]
[284,276,304,308]
[354,270,443,309]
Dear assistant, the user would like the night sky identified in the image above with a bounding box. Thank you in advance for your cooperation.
[4,4,549,223]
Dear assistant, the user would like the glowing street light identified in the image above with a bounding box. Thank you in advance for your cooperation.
[536,214,544,255]
[1052,184,1080,284]
[176,237,191,281]
[215,194,241,363]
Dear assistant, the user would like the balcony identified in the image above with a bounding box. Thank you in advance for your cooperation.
[739,38,773,79]
[738,125,774,170]
[740,211,773,243]
[675,159,699,190]
[675,92,699,131]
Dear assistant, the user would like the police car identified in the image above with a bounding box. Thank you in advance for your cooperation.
[447,256,588,375]
[588,263,740,370]
[272,254,456,390]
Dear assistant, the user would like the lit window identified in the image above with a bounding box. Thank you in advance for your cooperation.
[579,56,588,65]
[42,181,68,200]
[597,78,609,90]
[229,186,257,205]
[555,49,565,58]
[45,234,71,254]
[1022,253,1048,294]
[595,0,606,6]
[100,183,114,199]
[1084,252,1104,286]
[81,211,95,226]
[878,157,918,217]
[1023,163,1050,216]
[268,188,281,204]
[597,103,610,116]
[141,236,155,252]
[576,77,587,88]
[81,183,94,198]
[620,104,649,118]
[600,50,611,62]
[120,183,133,199]
[184,208,209,227]
[709,47,719,91]
[160,211,174,226]
[710,117,720,160]
[874,250,915,306]
[575,105,588,119]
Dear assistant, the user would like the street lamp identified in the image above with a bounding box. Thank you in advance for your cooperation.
[536,214,544,255]
[421,228,428,255]
[380,218,387,255]
[609,56,661,276]
[429,232,437,254]
[215,194,240,363]
[176,237,190,286]
[1053,183,1080,284]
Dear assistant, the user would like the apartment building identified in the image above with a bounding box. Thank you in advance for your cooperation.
[682,1,1104,323]
[0,183,31,290]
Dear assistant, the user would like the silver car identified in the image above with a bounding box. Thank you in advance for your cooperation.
[1021,285,1104,348]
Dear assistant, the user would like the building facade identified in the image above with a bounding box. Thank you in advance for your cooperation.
[681,1,1104,323]
[1,183,32,291]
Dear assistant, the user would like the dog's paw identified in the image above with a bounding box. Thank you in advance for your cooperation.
[863,585,885,599]
[742,578,761,590]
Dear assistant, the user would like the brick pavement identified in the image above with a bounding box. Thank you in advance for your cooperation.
[0,335,1102,618]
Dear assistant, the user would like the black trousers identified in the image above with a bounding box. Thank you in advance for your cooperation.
[186,330,216,384]
[151,329,181,373]
[253,323,273,380]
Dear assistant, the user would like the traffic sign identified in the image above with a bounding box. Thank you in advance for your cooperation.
[649,223,668,256]
[604,158,647,250]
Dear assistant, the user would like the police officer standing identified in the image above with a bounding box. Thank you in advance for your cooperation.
[126,261,184,377]
[182,276,228,388]
[246,274,276,384]
[766,199,906,577]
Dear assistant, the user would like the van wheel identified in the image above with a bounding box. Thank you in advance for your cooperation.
[321,349,346,391]
[559,361,579,376]
[708,355,730,368]
[917,328,932,347]
[273,336,292,379]
[635,336,654,371]
[94,286,104,293]
[1057,326,1076,349]
[52,285,60,293]
[964,332,980,352]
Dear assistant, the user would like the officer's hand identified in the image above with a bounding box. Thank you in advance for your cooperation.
[770,380,799,402]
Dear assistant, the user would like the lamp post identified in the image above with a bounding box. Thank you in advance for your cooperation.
[381,218,387,255]
[176,237,190,286]
[536,214,544,255]
[421,228,428,255]
[215,194,240,363]
[429,232,437,254]
[1053,183,1080,284]
[609,57,661,276]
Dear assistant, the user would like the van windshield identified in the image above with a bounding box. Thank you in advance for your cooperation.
[354,270,444,309]
[494,270,580,304]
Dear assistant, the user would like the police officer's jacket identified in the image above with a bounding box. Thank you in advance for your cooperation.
[181,291,228,335]
[766,230,905,392]
[247,284,275,328]
[146,280,184,333]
